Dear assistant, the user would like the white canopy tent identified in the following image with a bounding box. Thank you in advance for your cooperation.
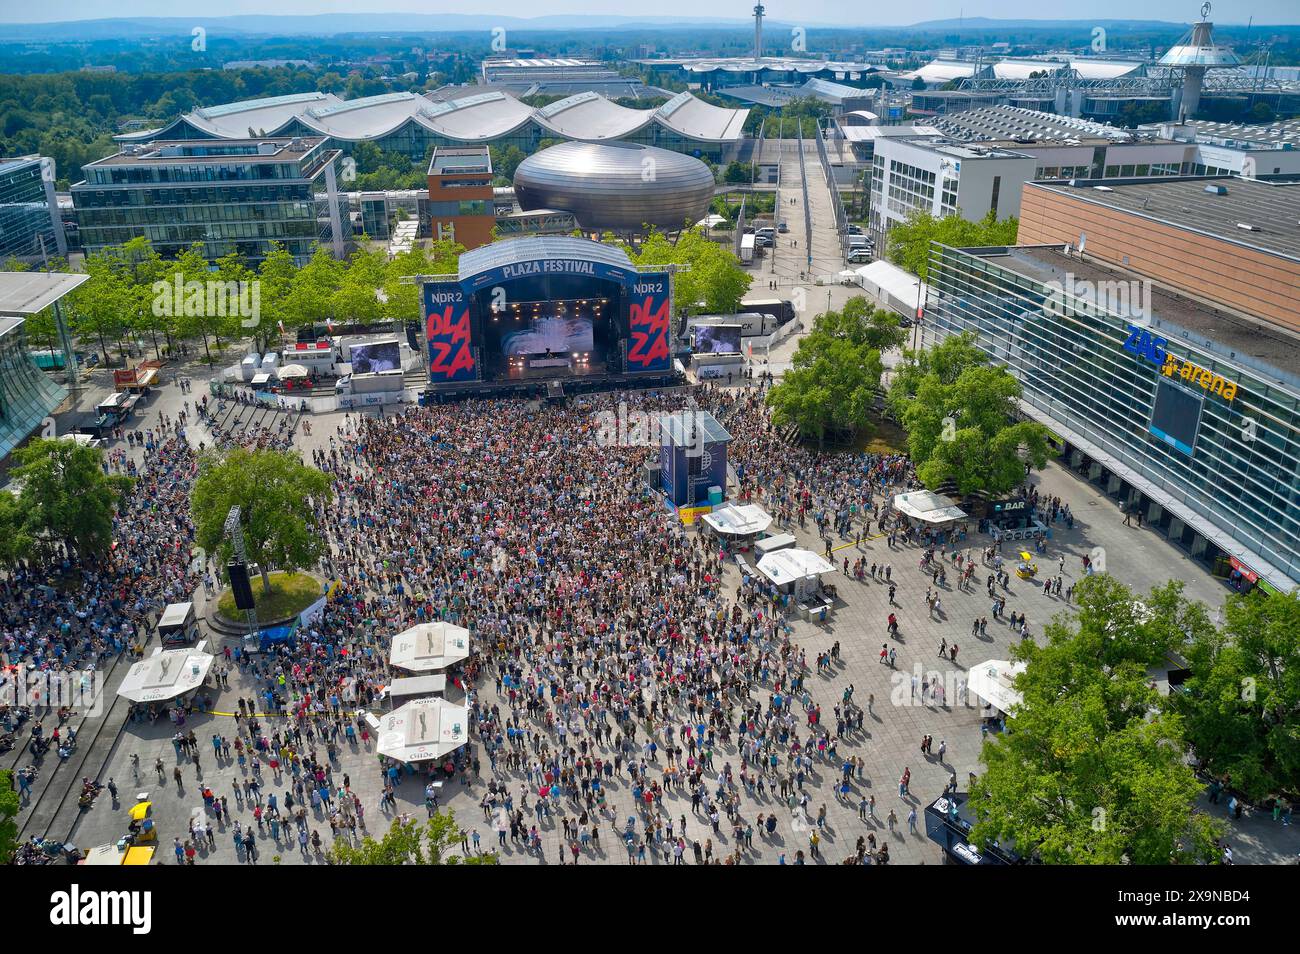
[376,696,470,764]
[389,622,471,673]
[893,490,968,526]
[757,548,834,600]
[117,642,214,704]
[967,659,1026,714]
[277,363,311,379]
[700,502,773,537]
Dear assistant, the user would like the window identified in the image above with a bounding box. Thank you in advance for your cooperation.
[990,176,1002,214]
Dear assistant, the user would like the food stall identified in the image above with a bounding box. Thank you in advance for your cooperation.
[756,548,837,620]
[156,601,199,646]
[1015,551,1039,579]
[700,502,773,549]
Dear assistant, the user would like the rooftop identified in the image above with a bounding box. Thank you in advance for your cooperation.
[977,245,1300,377]
[428,146,491,176]
[90,137,325,167]
[1028,177,1300,263]
[927,106,1138,145]
[0,270,90,316]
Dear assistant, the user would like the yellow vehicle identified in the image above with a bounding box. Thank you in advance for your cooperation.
[1015,551,1039,579]
[128,801,156,843]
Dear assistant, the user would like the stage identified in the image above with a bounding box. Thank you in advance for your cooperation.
[421,236,677,397]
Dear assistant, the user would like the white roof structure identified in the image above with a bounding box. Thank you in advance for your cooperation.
[756,549,834,588]
[701,502,773,536]
[893,490,968,525]
[855,259,922,315]
[277,364,310,379]
[117,644,214,704]
[968,659,1027,713]
[157,602,193,629]
[0,270,89,317]
[117,88,748,147]
[909,61,981,84]
[389,622,471,673]
[376,696,470,764]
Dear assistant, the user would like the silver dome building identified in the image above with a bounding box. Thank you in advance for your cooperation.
[513,141,715,233]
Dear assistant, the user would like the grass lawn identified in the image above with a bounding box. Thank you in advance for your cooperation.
[217,571,320,622]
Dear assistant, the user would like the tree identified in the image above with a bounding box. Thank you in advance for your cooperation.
[0,494,34,567]
[969,576,1223,864]
[766,306,887,446]
[68,248,129,366]
[384,239,463,323]
[885,209,1019,282]
[1167,589,1300,801]
[0,771,18,863]
[888,334,1052,496]
[327,812,497,865]
[282,246,345,334]
[191,448,333,593]
[627,228,751,315]
[11,439,132,559]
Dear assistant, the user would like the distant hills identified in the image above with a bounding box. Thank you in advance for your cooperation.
[1,13,1284,42]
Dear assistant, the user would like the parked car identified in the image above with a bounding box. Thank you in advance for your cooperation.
[777,221,789,233]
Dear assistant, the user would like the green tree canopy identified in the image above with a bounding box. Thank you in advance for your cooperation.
[191,448,332,592]
[765,305,889,446]
[10,438,132,560]
[327,811,497,865]
[970,576,1223,865]
[0,771,18,862]
[885,209,1019,282]
[626,228,751,315]
[1167,589,1300,801]
[889,333,1052,496]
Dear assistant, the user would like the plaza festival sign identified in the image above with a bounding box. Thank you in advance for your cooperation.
[1123,324,1238,401]
[424,283,475,382]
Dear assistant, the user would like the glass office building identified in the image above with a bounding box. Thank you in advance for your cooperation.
[922,242,1300,591]
[72,138,345,265]
[0,156,65,263]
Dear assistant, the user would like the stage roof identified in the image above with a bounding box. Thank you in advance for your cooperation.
[458,236,635,282]
[0,271,89,317]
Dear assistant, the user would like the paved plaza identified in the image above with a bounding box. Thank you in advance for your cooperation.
[18,356,1295,867]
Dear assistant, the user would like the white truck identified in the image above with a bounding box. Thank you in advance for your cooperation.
[739,233,755,265]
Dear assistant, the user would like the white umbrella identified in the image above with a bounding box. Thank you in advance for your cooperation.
[700,502,773,536]
[117,645,214,704]
[967,659,1026,713]
[277,364,311,379]
[756,548,834,587]
[376,696,470,764]
[389,621,471,673]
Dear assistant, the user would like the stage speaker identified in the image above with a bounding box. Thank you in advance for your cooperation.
[228,562,256,611]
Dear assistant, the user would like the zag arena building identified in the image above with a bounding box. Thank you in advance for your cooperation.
[420,236,679,400]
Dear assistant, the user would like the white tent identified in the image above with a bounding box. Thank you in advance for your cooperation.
[376,696,470,764]
[117,643,214,704]
[967,659,1026,714]
[700,502,772,537]
[893,490,967,526]
[389,622,471,673]
[277,363,311,379]
[757,548,834,599]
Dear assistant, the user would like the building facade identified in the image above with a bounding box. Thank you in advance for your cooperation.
[922,242,1300,592]
[0,156,66,263]
[426,146,495,250]
[72,138,345,265]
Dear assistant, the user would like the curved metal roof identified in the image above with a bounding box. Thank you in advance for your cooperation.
[458,235,636,282]
[117,89,747,147]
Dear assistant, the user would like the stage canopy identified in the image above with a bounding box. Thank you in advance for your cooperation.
[757,548,834,588]
[701,502,772,536]
[389,621,471,673]
[893,490,967,525]
[376,696,470,764]
[968,659,1026,713]
[117,643,214,703]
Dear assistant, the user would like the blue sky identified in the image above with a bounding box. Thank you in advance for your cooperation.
[0,1,1295,26]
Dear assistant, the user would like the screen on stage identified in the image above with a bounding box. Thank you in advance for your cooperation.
[349,340,401,374]
[693,324,742,355]
[502,317,594,356]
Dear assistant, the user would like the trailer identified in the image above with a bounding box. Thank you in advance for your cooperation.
[739,233,755,265]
